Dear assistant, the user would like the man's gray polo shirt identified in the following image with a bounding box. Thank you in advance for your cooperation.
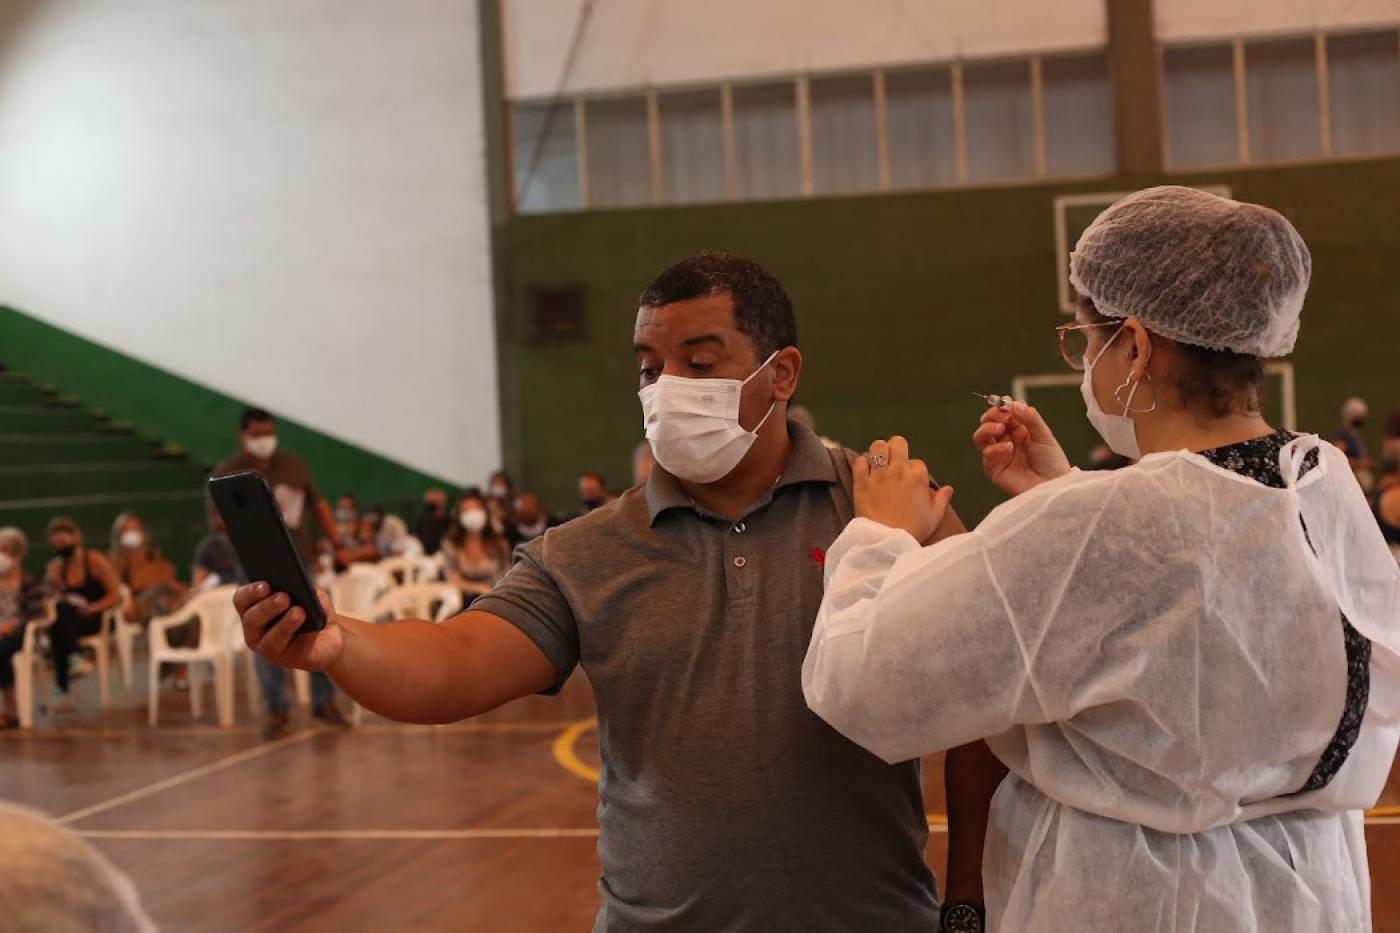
[473,421,937,931]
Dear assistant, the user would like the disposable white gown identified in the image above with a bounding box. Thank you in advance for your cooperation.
[803,437,1400,931]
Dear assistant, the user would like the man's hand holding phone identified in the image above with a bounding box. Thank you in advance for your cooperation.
[235,583,346,673]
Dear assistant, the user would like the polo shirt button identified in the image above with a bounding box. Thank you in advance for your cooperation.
[733,556,747,568]
[734,523,746,534]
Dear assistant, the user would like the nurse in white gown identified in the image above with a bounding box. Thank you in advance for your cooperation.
[803,187,1400,932]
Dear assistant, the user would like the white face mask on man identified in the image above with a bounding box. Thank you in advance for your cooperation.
[1080,324,1150,461]
[638,351,779,485]
[245,435,278,460]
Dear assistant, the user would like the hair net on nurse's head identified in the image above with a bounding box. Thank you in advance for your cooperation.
[1069,186,1311,358]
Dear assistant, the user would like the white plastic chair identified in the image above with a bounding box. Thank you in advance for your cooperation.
[110,586,141,690]
[368,583,463,624]
[147,585,241,728]
[377,555,440,587]
[78,585,135,705]
[12,605,56,729]
[348,583,463,725]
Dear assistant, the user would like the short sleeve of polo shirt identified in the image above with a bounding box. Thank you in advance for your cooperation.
[470,535,580,693]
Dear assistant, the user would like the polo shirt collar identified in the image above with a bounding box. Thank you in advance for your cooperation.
[644,419,839,525]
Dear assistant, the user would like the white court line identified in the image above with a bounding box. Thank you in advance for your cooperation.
[57,729,316,826]
[78,828,602,840]
[71,820,1400,842]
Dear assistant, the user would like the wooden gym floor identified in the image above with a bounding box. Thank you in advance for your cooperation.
[3,671,1399,932]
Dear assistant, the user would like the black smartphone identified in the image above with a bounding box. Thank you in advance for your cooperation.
[207,471,327,635]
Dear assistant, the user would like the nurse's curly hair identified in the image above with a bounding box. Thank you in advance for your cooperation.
[639,253,798,361]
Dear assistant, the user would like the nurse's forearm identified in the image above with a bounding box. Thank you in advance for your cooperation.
[943,740,1008,908]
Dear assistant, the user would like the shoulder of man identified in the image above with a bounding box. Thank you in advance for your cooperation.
[211,452,247,476]
[514,486,651,568]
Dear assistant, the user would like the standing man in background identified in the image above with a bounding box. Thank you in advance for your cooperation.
[211,408,349,738]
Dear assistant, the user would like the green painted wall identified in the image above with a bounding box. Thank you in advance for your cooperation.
[503,157,1400,524]
[0,306,453,509]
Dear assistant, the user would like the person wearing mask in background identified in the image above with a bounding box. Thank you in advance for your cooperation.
[109,512,187,626]
[576,472,608,517]
[1383,403,1400,465]
[236,253,962,931]
[1375,450,1400,566]
[44,517,123,710]
[804,187,1400,932]
[506,493,554,549]
[631,441,656,487]
[0,528,48,729]
[330,495,380,568]
[211,407,348,737]
[1334,396,1374,492]
[485,496,510,538]
[376,514,419,559]
[488,470,515,503]
[441,490,510,603]
[413,488,451,556]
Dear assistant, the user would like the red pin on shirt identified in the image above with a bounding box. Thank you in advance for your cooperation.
[810,547,826,567]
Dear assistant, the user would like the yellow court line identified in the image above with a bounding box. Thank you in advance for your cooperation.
[548,718,1400,827]
[552,717,601,783]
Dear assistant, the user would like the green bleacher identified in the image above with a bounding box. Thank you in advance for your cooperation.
[0,368,213,577]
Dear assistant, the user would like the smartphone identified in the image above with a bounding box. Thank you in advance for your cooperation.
[207,471,327,635]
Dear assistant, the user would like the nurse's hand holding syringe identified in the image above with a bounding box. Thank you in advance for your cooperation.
[972,397,1072,497]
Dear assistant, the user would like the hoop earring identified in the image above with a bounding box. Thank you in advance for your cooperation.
[1114,371,1158,414]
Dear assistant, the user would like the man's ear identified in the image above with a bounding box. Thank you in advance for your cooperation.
[770,347,803,402]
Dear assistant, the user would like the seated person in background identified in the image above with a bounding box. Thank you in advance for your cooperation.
[1375,450,1400,565]
[331,495,380,568]
[192,513,245,591]
[576,472,608,517]
[375,514,420,559]
[506,493,554,548]
[485,496,510,537]
[44,517,122,709]
[441,490,510,601]
[0,801,156,931]
[109,511,187,625]
[412,488,451,556]
[488,470,515,504]
[1333,397,1374,491]
[0,527,49,729]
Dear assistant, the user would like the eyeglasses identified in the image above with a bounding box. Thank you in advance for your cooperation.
[1056,321,1124,371]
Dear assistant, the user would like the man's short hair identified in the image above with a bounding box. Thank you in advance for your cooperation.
[241,407,274,430]
[638,253,798,360]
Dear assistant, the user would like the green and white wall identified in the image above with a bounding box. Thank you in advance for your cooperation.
[0,0,501,493]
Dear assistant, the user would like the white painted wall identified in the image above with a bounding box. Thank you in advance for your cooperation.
[0,0,498,485]
[1157,0,1400,43]
[501,0,1107,99]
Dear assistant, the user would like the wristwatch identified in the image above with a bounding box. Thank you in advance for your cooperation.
[940,902,986,933]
